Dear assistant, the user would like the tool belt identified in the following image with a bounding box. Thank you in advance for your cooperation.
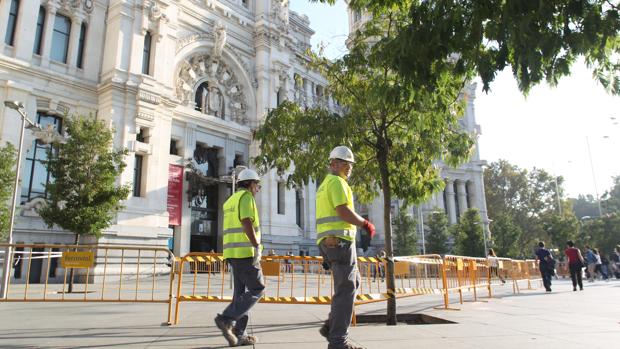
[322,236,341,248]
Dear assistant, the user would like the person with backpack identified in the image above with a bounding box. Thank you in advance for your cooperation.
[535,241,555,292]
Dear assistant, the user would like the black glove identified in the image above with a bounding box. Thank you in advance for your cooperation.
[321,261,330,271]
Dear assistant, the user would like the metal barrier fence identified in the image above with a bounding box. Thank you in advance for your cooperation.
[172,252,542,324]
[0,243,175,324]
[1,244,543,326]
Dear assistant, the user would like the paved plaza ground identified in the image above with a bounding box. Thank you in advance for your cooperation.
[1,279,619,349]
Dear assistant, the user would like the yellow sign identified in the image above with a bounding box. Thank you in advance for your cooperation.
[61,251,94,268]
[456,258,464,271]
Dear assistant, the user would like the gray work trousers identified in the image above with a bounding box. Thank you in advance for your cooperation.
[319,239,360,346]
[221,258,265,336]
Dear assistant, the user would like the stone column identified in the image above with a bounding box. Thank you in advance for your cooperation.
[445,178,457,224]
[14,0,39,60]
[435,189,445,213]
[40,3,58,67]
[456,179,468,217]
[67,15,84,72]
[178,124,196,257]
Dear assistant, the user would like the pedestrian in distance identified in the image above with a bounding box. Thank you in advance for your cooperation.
[612,245,620,279]
[565,241,585,291]
[214,169,265,347]
[316,146,376,349]
[535,242,554,292]
[592,248,606,280]
[487,248,506,284]
[584,246,597,282]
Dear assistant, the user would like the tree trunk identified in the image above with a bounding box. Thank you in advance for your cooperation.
[67,234,79,293]
[378,150,397,325]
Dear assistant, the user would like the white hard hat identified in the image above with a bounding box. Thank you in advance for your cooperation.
[237,169,261,182]
[329,145,355,163]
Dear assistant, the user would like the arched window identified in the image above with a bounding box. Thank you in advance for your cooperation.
[142,31,152,75]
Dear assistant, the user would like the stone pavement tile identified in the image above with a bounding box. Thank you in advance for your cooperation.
[340,338,475,349]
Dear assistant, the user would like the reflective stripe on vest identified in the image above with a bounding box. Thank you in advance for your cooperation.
[223,227,261,236]
[316,216,346,225]
[223,241,255,249]
[315,174,356,244]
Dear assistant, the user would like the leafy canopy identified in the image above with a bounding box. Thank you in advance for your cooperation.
[0,143,17,241]
[38,115,131,237]
[453,208,485,257]
[317,0,620,95]
[393,212,418,256]
[425,210,451,255]
[254,15,473,206]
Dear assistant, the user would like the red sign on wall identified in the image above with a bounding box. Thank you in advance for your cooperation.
[167,164,184,226]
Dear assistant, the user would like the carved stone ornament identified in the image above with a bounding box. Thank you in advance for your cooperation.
[176,53,248,125]
[53,0,93,16]
[213,21,227,59]
[272,0,289,29]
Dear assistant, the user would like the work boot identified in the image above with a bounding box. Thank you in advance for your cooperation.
[319,321,329,338]
[236,335,258,346]
[327,341,364,349]
[214,314,238,347]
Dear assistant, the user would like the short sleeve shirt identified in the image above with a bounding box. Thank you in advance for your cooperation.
[238,191,259,225]
[325,174,354,209]
[535,248,551,267]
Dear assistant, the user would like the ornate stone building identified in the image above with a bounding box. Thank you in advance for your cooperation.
[0,0,488,285]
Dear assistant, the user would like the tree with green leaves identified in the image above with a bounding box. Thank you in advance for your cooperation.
[453,208,485,257]
[484,160,570,256]
[541,212,580,252]
[253,8,473,324]
[570,194,601,219]
[489,212,522,258]
[601,176,620,213]
[581,212,620,255]
[38,115,131,292]
[393,211,417,256]
[425,210,450,254]
[0,143,17,241]
[316,0,620,95]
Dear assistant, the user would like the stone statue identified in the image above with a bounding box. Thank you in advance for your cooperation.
[213,22,227,58]
[276,0,289,26]
[200,85,224,118]
[149,2,162,21]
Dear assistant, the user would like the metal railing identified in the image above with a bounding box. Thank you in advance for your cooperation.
[172,252,542,324]
[0,243,176,324]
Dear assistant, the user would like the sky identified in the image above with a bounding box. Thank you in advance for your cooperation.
[290,1,620,199]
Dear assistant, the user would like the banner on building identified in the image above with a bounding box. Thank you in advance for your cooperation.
[168,164,184,226]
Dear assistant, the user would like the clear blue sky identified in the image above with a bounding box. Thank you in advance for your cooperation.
[290,1,620,199]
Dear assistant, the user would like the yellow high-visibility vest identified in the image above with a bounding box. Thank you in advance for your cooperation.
[222,189,261,259]
[315,174,356,244]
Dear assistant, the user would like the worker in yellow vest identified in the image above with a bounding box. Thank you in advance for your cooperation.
[214,169,265,347]
[316,146,376,349]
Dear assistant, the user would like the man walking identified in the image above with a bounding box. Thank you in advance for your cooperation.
[214,169,265,347]
[316,146,376,349]
[535,241,554,292]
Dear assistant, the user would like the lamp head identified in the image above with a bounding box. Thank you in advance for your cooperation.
[4,100,25,110]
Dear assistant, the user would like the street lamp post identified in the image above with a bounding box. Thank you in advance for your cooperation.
[585,136,603,216]
[1,101,41,299]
